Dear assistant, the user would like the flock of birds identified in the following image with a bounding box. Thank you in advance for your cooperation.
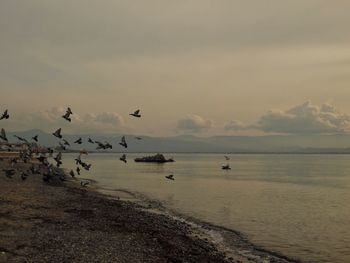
[1,108,232,185]
[0,108,184,185]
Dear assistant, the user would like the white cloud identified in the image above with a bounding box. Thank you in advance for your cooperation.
[177,114,212,133]
[226,101,350,134]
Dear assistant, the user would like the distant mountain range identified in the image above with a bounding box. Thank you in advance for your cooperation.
[5,129,350,153]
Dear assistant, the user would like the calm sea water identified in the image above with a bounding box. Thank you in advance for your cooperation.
[62,153,350,263]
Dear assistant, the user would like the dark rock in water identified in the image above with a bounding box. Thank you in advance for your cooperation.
[134,153,174,163]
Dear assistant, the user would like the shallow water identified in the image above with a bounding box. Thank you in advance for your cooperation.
[62,153,350,263]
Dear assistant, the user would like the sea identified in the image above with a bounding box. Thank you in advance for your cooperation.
[62,153,350,263]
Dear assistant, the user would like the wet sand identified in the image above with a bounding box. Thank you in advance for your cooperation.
[0,161,299,263]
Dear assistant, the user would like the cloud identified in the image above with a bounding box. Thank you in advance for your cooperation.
[225,101,350,134]
[177,114,212,133]
[5,107,128,134]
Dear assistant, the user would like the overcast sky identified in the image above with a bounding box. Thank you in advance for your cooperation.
[1,1,350,136]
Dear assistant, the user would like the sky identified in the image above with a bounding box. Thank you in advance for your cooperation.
[1,0,350,136]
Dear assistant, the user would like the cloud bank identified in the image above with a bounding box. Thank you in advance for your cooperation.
[177,114,212,133]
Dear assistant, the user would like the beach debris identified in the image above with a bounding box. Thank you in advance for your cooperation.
[119,154,127,163]
[130,109,141,118]
[0,109,9,120]
[3,169,15,179]
[0,128,8,141]
[53,128,62,139]
[165,174,175,181]
[74,137,82,144]
[62,107,73,122]
[119,136,128,148]
[32,134,39,142]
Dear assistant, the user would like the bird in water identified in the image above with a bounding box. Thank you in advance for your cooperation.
[76,167,81,175]
[119,154,127,163]
[130,109,141,118]
[88,138,94,143]
[3,169,15,179]
[119,136,128,148]
[0,109,9,120]
[54,152,62,167]
[74,137,82,144]
[165,174,175,181]
[32,135,39,142]
[62,107,73,122]
[0,128,8,141]
[53,128,62,139]
[14,135,28,143]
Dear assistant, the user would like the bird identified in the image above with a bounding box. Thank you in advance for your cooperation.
[0,128,8,141]
[74,138,82,144]
[53,128,62,139]
[222,164,231,170]
[88,138,94,144]
[58,142,66,151]
[75,155,82,165]
[76,167,81,175]
[14,135,28,143]
[62,107,73,122]
[69,170,75,178]
[224,156,230,161]
[119,136,128,148]
[0,110,9,120]
[119,154,127,163]
[130,109,141,118]
[54,152,62,167]
[81,163,91,171]
[3,169,15,179]
[165,174,175,181]
[32,135,39,142]
[135,136,142,140]
[95,141,107,150]
[21,172,29,181]
[80,180,90,187]
[104,142,112,149]
[61,139,70,146]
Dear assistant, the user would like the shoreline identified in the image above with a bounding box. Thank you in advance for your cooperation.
[0,161,300,263]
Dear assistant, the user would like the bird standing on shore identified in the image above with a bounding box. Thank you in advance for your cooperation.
[119,136,128,148]
[130,109,141,118]
[0,128,8,141]
[62,107,73,122]
[53,128,62,139]
[120,154,127,163]
[0,110,9,120]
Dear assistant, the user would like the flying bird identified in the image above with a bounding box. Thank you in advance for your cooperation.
[0,110,9,120]
[224,156,230,161]
[95,141,107,150]
[69,170,75,178]
[0,128,8,141]
[74,138,82,144]
[165,174,175,181]
[76,167,81,175]
[32,135,39,142]
[88,138,94,143]
[62,107,73,122]
[80,180,90,187]
[62,139,70,146]
[119,154,127,163]
[130,109,141,118]
[104,142,112,149]
[58,142,66,151]
[119,136,128,148]
[53,128,62,139]
[54,152,62,167]
[81,163,91,171]
[21,172,29,181]
[14,135,28,143]
[135,137,142,140]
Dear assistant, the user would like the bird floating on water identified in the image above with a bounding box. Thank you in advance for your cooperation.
[130,109,141,118]
[0,110,9,120]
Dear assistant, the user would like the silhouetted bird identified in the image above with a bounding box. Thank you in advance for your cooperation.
[58,142,66,151]
[75,155,82,165]
[81,163,91,171]
[135,136,142,140]
[76,167,81,175]
[62,139,70,146]
[104,142,112,149]
[130,109,141,118]
[0,128,8,141]
[88,138,94,143]
[53,128,62,139]
[32,135,39,142]
[3,169,15,179]
[119,136,128,148]
[69,170,75,178]
[54,152,62,167]
[222,164,231,170]
[62,107,73,122]
[165,174,175,181]
[74,138,82,144]
[119,154,127,163]
[0,110,9,120]
[225,156,230,161]
[21,172,29,181]
[14,135,28,143]
[95,141,106,150]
